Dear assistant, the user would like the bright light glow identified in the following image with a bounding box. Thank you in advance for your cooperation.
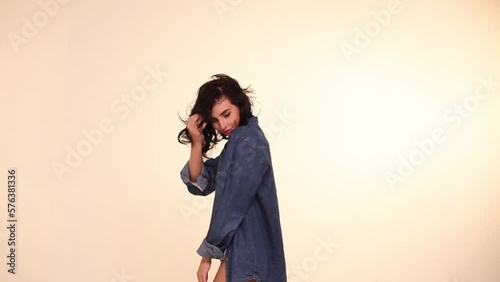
[320,64,438,172]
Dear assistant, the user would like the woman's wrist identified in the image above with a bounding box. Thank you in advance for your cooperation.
[191,141,203,149]
[201,257,211,263]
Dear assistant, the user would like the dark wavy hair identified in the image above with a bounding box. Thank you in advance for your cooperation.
[177,74,255,158]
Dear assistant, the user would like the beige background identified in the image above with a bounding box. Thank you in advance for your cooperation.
[1,0,500,281]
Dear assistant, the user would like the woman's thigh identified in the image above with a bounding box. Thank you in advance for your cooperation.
[213,260,226,282]
[212,260,257,282]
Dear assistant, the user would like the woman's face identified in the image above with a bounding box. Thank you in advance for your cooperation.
[210,96,240,135]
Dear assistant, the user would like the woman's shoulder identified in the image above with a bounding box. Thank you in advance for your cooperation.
[230,123,268,145]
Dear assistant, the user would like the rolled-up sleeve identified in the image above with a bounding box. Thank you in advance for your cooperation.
[196,136,268,259]
[180,156,219,196]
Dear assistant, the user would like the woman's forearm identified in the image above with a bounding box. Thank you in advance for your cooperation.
[188,142,203,182]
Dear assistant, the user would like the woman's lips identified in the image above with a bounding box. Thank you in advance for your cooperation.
[224,128,233,135]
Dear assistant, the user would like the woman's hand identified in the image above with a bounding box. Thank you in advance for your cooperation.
[196,257,212,282]
[187,113,207,145]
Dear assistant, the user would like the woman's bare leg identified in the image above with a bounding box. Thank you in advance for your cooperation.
[213,259,226,282]
[212,260,257,282]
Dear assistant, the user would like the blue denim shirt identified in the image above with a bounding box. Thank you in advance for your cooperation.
[180,116,287,282]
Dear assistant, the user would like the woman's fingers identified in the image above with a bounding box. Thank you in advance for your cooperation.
[197,257,211,282]
[188,115,196,130]
[187,115,199,134]
[197,273,206,282]
[195,115,205,131]
[189,114,202,130]
[187,114,207,144]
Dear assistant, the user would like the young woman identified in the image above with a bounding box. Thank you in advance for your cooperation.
[178,74,287,282]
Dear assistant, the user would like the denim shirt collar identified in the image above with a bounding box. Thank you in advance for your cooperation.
[225,116,258,141]
[248,116,258,125]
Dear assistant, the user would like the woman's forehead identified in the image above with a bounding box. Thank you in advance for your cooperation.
[212,98,232,114]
